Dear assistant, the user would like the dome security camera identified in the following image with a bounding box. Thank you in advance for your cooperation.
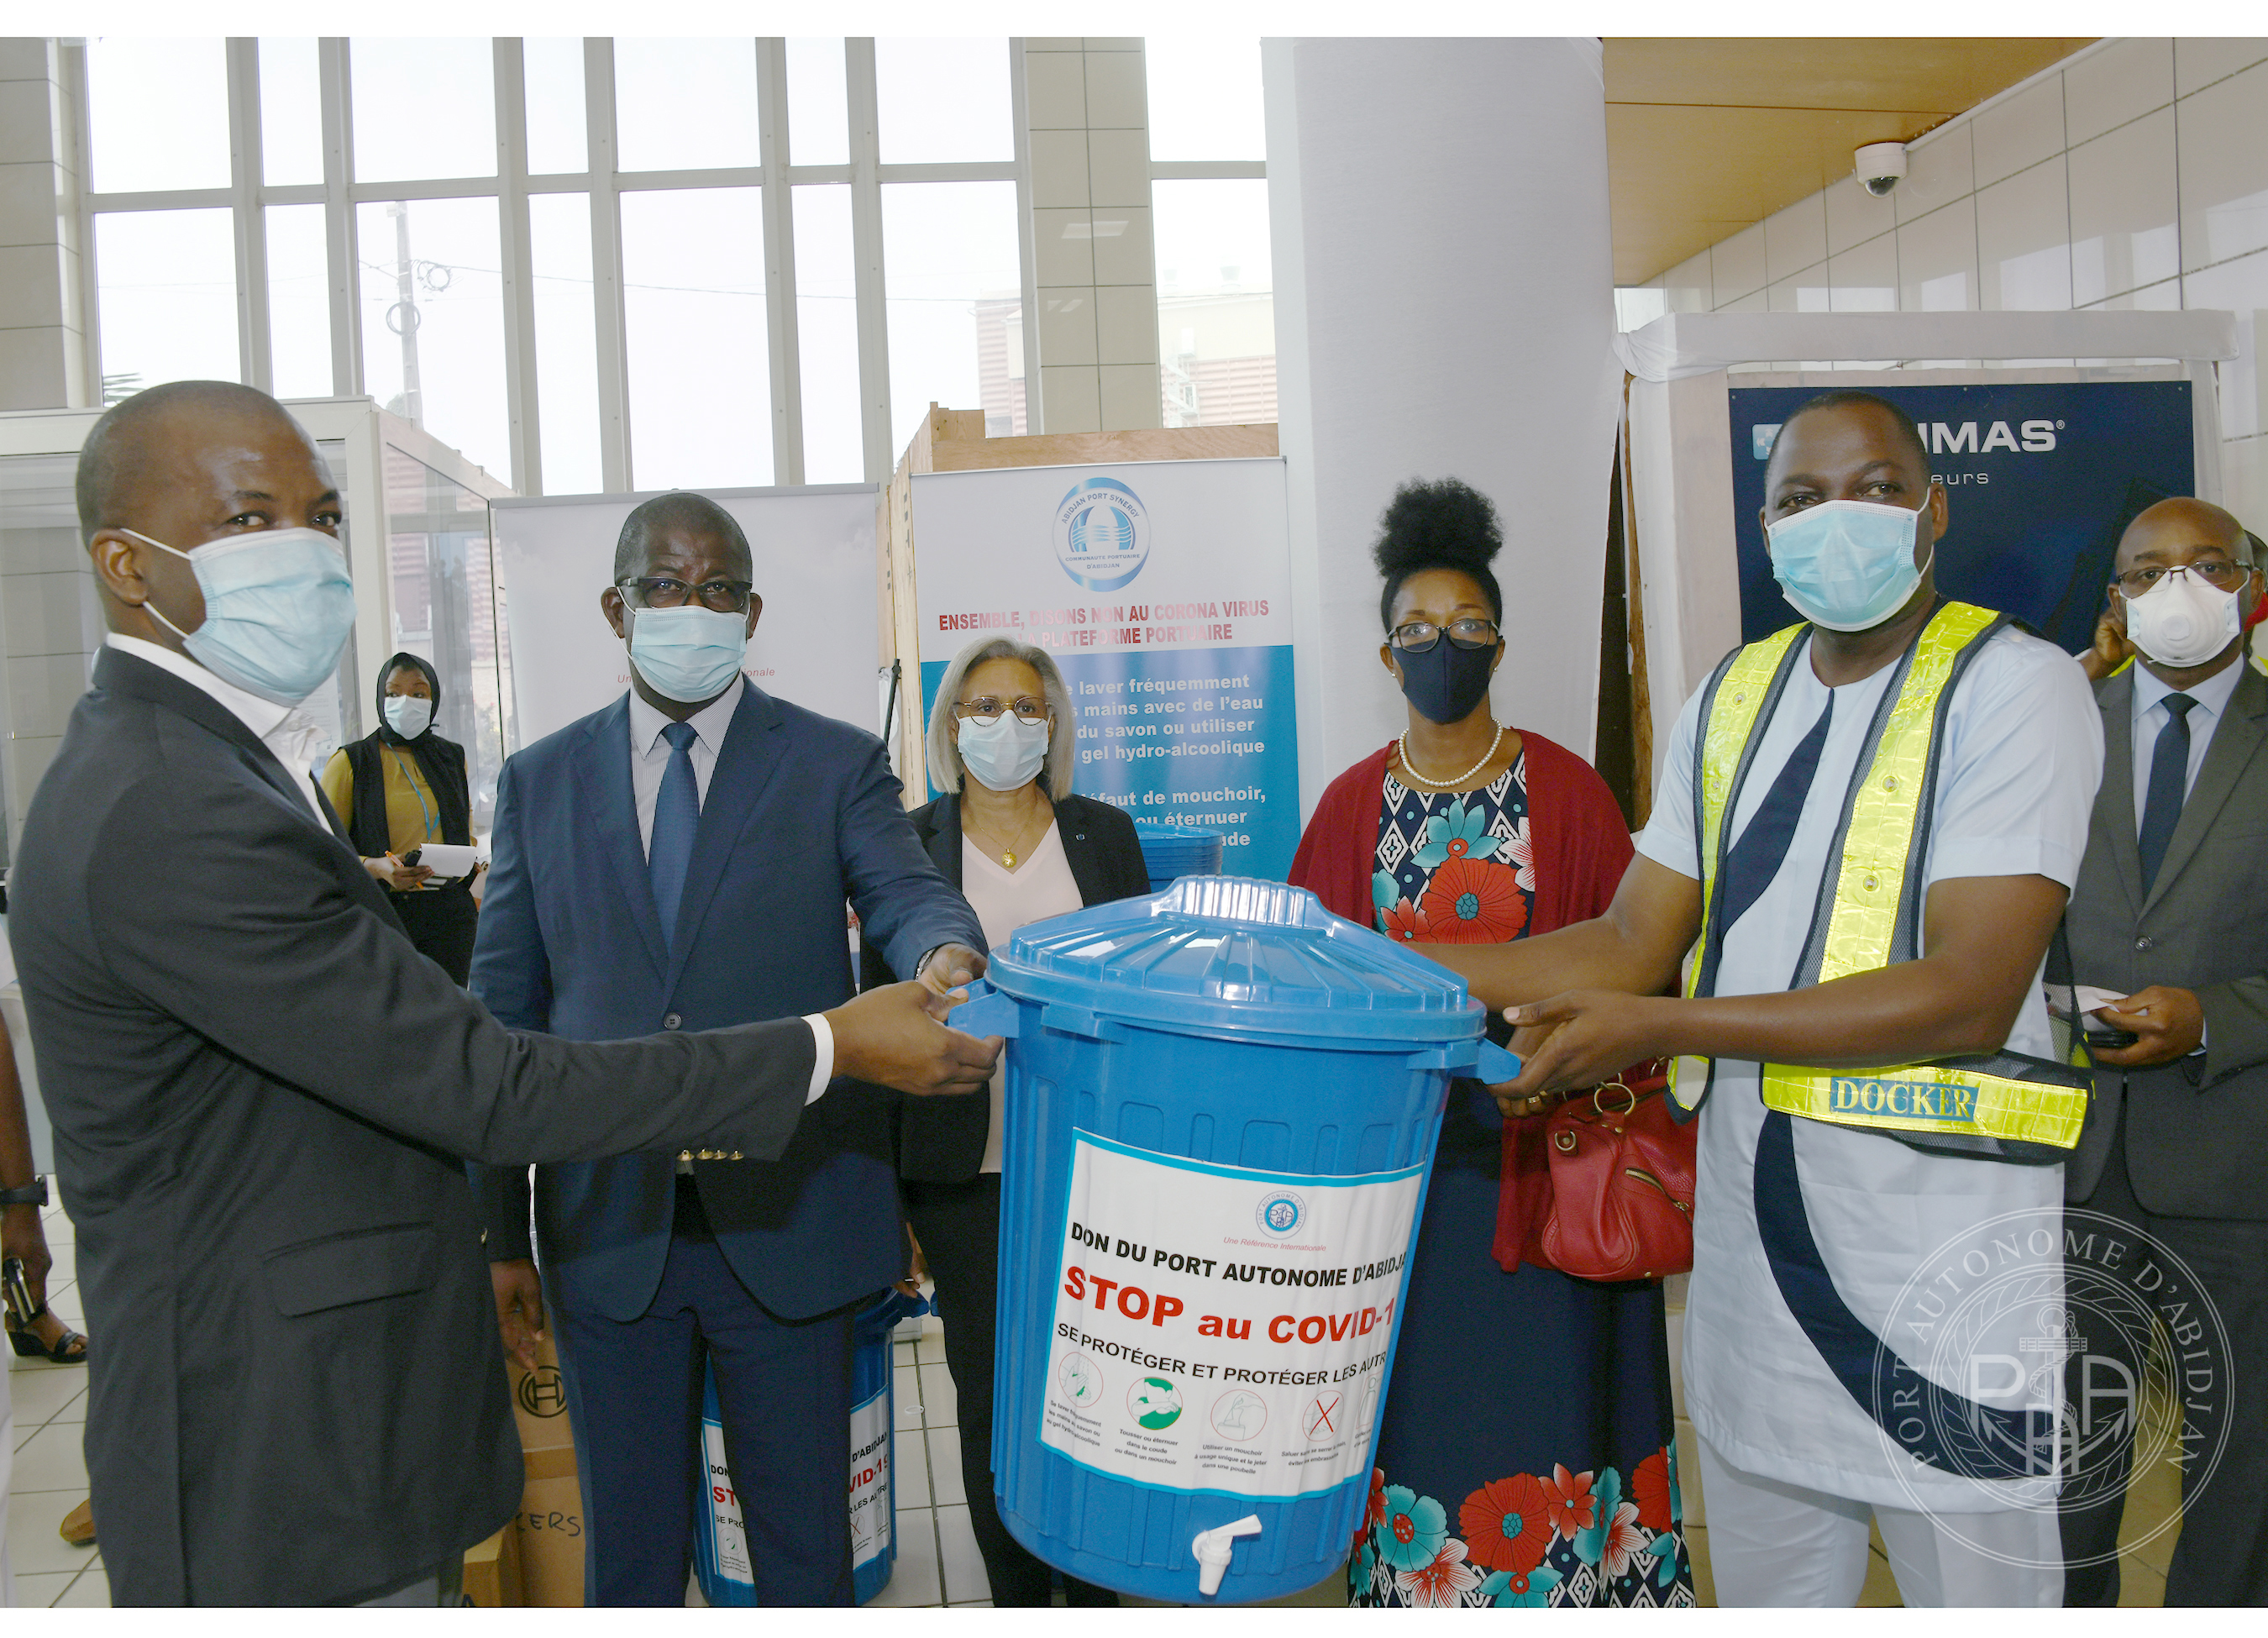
[1856,141,1908,197]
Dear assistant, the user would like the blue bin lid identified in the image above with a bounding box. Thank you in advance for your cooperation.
[983,875,1488,1044]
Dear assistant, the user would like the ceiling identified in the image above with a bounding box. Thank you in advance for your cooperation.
[1604,38,2097,286]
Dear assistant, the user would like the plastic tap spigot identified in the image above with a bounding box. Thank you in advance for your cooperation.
[1190,1514,1263,1598]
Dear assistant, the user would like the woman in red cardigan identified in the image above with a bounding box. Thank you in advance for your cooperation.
[1290,480,1690,1609]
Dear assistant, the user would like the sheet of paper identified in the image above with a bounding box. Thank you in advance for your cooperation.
[413,843,480,879]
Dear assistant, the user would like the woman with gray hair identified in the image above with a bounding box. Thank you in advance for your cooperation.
[862,634,1147,1606]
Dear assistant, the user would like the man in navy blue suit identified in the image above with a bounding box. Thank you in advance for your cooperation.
[469,491,985,1606]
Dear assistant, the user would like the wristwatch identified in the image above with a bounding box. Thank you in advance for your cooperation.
[0,1176,48,1208]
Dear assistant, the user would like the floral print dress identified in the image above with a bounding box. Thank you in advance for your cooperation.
[1351,760,1693,1609]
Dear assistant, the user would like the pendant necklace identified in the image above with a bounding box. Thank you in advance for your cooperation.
[973,807,1043,869]
[1398,722,1504,790]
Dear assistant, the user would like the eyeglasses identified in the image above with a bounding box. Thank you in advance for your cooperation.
[617,576,755,613]
[2111,559,2255,596]
[954,696,1049,726]
[1389,617,1501,653]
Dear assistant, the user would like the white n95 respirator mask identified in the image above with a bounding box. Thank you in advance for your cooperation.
[2123,568,2243,669]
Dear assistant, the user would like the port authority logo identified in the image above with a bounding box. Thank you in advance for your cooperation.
[1053,476,1150,592]
[1255,1189,1306,1237]
[1876,1207,2231,1569]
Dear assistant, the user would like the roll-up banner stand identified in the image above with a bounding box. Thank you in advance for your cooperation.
[1728,381,2196,649]
[1615,311,2240,794]
[911,459,1299,879]
[489,484,880,750]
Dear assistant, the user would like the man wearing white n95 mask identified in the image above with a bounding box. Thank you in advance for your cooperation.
[8,381,998,1606]
[2061,501,2268,1606]
[466,491,988,1605]
[1431,391,2103,1607]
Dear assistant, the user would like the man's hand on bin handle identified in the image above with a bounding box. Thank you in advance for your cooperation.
[827,979,1002,1095]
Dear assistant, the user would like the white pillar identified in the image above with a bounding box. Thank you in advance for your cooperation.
[1264,38,1620,816]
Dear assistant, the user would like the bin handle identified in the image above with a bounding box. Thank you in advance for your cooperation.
[1474,1040,1522,1084]
[1191,1514,1263,1598]
[944,979,1019,1039]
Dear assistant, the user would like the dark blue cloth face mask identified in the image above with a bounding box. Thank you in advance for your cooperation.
[1395,638,1497,724]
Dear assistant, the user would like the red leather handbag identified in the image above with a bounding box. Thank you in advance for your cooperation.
[1495,1063,1697,1284]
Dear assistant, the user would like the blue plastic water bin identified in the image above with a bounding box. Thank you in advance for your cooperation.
[692,1288,927,1606]
[1131,823,1226,893]
[950,876,1515,1605]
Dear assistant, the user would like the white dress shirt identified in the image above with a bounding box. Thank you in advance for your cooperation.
[106,634,331,825]
[622,675,836,1108]
[2129,652,2245,834]
[627,674,745,860]
[1635,627,2104,1512]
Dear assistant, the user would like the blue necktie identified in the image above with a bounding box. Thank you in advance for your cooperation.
[2138,693,2197,895]
[1717,692,1834,937]
[649,721,700,950]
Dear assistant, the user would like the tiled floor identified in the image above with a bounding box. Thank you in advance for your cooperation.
[867,1308,994,1608]
[3,1197,2189,1609]
[5,1191,105,1608]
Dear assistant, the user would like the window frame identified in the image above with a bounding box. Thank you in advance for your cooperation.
[73,38,1268,491]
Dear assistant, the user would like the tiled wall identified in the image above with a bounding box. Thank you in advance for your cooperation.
[2,511,106,855]
[0,39,90,412]
[1639,38,2268,526]
[1024,39,1164,433]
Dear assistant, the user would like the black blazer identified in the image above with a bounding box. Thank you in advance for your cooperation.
[2066,661,2268,1218]
[863,790,1151,1181]
[9,649,821,1604]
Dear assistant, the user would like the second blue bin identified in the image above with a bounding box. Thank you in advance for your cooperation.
[950,876,1515,1604]
[1131,822,1224,891]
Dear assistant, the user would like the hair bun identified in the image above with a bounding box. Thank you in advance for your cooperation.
[1371,478,1504,579]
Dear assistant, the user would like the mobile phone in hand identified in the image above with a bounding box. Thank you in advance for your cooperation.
[3,1255,32,1326]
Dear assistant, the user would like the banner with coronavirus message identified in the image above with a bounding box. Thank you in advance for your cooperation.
[912,459,1298,879]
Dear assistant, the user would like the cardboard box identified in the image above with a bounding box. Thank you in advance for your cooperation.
[461,1524,524,1608]
[500,1336,585,1605]
[513,1474,587,1606]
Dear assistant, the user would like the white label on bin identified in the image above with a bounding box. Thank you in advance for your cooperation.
[848,1387,892,1569]
[704,1417,753,1588]
[1039,1131,1425,1500]
[705,1385,891,1589]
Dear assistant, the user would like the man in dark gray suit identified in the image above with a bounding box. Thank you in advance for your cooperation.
[2061,496,2268,1605]
[7,381,999,1606]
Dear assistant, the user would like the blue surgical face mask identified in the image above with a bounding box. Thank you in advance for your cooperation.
[627,604,748,704]
[129,527,359,706]
[1766,498,1935,633]
[957,712,1051,792]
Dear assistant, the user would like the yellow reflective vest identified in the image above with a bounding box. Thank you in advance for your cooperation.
[1667,601,2091,1163]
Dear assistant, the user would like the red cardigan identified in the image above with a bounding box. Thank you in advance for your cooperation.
[1287,730,1635,1273]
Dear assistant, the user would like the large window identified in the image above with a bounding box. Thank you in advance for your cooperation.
[80,38,1271,491]
[1145,39,1273,427]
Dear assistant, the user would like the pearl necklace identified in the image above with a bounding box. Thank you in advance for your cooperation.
[1397,722,1504,790]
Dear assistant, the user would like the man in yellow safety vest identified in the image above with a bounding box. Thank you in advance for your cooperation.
[1434,390,2103,1605]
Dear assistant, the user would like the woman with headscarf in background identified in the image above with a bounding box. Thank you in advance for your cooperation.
[320,651,483,984]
